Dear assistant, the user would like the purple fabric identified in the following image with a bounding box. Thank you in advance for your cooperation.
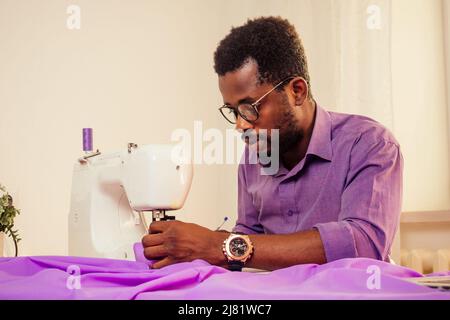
[234,104,403,262]
[0,244,449,300]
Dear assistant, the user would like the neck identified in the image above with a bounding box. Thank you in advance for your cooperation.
[281,100,316,171]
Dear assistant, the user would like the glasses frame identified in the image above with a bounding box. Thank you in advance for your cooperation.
[219,76,296,125]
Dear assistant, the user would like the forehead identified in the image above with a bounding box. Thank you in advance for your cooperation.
[218,60,261,104]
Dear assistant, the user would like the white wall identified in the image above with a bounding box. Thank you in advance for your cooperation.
[444,0,450,176]
[0,0,449,256]
[0,0,229,255]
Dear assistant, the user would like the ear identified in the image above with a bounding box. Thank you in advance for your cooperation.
[291,77,308,106]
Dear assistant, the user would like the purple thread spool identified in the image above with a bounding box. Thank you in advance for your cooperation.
[82,128,93,152]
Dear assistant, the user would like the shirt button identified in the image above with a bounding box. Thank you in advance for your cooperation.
[287,210,294,216]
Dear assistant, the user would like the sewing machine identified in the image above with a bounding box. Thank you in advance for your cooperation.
[68,133,193,260]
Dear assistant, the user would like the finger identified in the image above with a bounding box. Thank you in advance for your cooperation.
[144,245,168,260]
[151,256,175,269]
[149,221,171,234]
[142,233,164,247]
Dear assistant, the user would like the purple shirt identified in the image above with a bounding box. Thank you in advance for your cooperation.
[232,104,403,262]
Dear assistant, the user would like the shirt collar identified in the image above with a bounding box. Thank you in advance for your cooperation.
[306,103,333,162]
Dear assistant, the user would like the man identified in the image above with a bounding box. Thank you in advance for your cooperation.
[142,16,403,271]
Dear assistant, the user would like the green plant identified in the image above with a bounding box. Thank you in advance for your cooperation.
[0,184,21,256]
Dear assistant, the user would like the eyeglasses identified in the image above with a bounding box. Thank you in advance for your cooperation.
[218,77,295,125]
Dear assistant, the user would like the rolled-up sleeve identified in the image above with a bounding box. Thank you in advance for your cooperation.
[232,164,264,235]
[314,138,403,262]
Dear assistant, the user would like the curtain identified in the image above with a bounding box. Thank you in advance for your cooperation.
[332,0,393,129]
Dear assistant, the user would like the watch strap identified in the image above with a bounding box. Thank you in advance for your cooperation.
[228,260,244,272]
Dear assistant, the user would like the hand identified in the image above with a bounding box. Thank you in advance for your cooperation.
[141,220,228,269]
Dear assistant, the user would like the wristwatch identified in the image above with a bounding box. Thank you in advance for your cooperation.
[222,233,254,271]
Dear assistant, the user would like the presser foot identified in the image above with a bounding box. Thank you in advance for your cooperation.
[152,210,175,222]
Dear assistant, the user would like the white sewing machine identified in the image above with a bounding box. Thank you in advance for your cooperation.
[68,139,193,260]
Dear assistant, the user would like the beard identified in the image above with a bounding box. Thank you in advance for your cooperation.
[273,93,304,156]
[241,92,304,166]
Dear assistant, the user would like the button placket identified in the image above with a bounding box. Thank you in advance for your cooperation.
[279,180,297,219]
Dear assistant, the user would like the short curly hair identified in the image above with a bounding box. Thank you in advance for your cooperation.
[214,16,312,97]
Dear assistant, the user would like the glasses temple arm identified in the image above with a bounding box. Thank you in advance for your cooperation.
[253,77,296,105]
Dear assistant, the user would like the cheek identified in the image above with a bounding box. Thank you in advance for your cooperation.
[258,104,280,129]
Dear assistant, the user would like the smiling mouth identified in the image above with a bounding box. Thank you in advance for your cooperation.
[241,130,258,143]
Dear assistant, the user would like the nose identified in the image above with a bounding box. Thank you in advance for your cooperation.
[235,114,254,132]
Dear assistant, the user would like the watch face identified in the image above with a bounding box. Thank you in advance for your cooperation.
[229,237,248,257]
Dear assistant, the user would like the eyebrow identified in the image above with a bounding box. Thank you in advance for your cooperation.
[224,96,257,106]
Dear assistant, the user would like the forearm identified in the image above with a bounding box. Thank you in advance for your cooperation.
[210,229,327,271]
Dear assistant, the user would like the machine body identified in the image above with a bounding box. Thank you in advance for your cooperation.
[68,144,193,260]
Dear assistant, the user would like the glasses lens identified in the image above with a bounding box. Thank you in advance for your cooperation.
[220,107,237,124]
[238,104,258,122]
